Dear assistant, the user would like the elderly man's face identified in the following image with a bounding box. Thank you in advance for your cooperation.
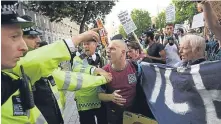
[179,41,194,62]
[1,24,28,69]
[83,41,97,56]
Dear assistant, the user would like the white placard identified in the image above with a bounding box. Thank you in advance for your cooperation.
[118,10,137,35]
[166,5,175,23]
[191,12,204,29]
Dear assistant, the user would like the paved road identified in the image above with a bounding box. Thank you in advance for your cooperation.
[63,92,80,124]
[60,63,80,124]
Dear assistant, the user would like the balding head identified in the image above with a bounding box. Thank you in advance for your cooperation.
[106,39,127,64]
[111,39,128,52]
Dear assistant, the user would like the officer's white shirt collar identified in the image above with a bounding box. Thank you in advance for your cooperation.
[91,54,96,61]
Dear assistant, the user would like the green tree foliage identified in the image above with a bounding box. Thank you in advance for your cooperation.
[156,11,166,30]
[172,0,198,24]
[27,1,115,33]
[131,9,152,37]
[118,24,127,38]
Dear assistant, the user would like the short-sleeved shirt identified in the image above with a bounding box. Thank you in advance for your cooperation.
[147,43,165,64]
[100,61,137,108]
[164,44,181,66]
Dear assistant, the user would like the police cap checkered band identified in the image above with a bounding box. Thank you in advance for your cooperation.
[23,27,43,36]
[1,1,18,15]
[1,1,35,28]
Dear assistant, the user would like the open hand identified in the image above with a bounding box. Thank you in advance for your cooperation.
[111,90,126,106]
[72,28,101,46]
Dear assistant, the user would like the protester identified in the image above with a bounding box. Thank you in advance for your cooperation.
[98,38,154,124]
[200,1,221,60]
[163,23,179,45]
[98,39,136,124]
[175,34,206,67]
[206,33,220,61]
[164,36,181,67]
[144,30,166,64]
[127,41,152,63]
[177,28,185,43]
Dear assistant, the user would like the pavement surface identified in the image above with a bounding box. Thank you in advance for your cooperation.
[63,92,80,124]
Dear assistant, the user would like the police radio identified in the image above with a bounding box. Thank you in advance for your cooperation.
[19,65,35,110]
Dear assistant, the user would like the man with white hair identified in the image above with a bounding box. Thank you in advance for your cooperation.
[175,34,206,67]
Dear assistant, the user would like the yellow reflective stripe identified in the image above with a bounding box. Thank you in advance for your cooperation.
[62,71,71,90]
[36,114,46,124]
[75,72,83,91]
[80,59,88,73]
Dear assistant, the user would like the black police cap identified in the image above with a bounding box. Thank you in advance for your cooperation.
[1,1,34,28]
[23,27,43,36]
[21,15,42,36]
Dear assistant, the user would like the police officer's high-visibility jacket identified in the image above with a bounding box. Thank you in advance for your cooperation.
[71,55,103,111]
[52,68,107,91]
[72,55,95,74]
[57,58,95,111]
[2,42,106,122]
[2,70,107,124]
[2,90,33,124]
[1,72,42,124]
[51,66,107,121]
[2,40,72,124]
[5,41,72,85]
[32,77,64,124]
[1,72,62,124]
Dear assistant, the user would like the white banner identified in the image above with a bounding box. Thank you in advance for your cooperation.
[118,10,137,35]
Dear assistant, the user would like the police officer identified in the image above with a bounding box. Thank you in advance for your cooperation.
[19,15,64,124]
[1,1,110,124]
[73,39,109,124]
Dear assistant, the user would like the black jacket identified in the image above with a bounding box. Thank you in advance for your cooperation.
[33,77,64,124]
[1,72,21,105]
[130,61,155,120]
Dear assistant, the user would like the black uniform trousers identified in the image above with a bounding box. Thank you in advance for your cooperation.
[78,103,107,124]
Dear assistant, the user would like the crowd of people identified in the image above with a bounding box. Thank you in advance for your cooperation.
[1,1,221,124]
